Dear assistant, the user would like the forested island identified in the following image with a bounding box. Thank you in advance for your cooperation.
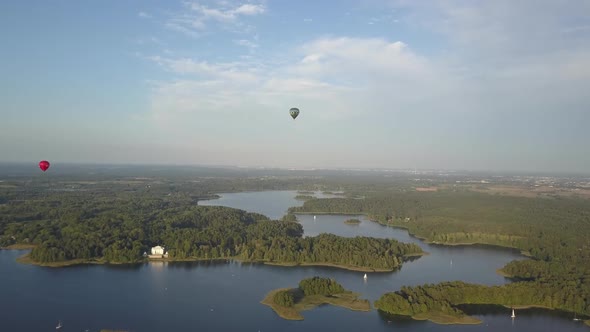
[290,191,590,322]
[261,276,370,320]
[344,218,361,225]
[0,190,422,271]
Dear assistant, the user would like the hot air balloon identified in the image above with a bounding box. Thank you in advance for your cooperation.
[39,160,50,172]
[289,108,300,120]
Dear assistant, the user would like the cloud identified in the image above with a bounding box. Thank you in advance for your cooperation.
[232,4,265,15]
[165,1,266,36]
[390,0,590,59]
[138,11,152,19]
[145,36,440,131]
[303,18,312,22]
[143,1,590,170]
[234,39,258,50]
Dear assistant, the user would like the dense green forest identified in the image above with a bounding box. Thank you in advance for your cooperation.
[273,289,296,307]
[3,169,590,319]
[290,192,590,262]
[298,276,346,296]
[273,277,346,307]
[375,280,590,318]
[290,191,590,318]
[0,190,421,270]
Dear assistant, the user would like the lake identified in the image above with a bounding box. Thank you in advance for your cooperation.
[1,190,586,331]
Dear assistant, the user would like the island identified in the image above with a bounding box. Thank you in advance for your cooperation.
[261,276,370,320]
[344,218,361,225]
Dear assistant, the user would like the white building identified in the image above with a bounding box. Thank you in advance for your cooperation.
[149,245,169,259]
[151,246,165,255]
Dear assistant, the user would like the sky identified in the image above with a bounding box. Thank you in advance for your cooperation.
[1,0,589,173]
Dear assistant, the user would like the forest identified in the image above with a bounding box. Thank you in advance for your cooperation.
[291,191,590,318]
[0,188,421,270]
[273,276,346,307]
[375,280,590,318]
[2,169,590,318]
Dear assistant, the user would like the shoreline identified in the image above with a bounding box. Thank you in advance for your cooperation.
[1,244,37,250]
[294,210,530,257]
[11,250,414,272]
[263,261,396,272]
[411,312,481,325]
[379,304,590,326]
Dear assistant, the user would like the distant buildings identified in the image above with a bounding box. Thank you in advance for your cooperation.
[148,245,169,259]
[415,187,438,192]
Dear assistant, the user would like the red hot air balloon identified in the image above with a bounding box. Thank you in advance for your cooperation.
[39,160,50,172]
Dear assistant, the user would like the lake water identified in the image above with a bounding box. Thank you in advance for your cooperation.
[1,190,586,332]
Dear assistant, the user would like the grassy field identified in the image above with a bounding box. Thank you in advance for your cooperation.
[261,288,371,320]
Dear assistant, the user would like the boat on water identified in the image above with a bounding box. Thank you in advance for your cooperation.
[56,321,62,330]
[511,308,516,318]
[363,273,367,280]
[313,215,316,220]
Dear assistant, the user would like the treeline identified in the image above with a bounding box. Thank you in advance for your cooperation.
[290,192,590,271]
[273,290,296,307]
[273,277,347,307]
[375,280,590,317]
[0,193,422,270]
[299,276,345,296]
[295,195,315,201]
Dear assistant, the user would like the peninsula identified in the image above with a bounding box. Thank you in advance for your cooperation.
[1,196,423,271]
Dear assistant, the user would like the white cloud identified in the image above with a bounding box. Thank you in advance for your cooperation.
[233,4,265,15]
[234,39,258,50]
[138,11,152,19]
[144,1,590,170]
[166,1,266,36]
[146,36,441,129]
[390,0,590,60]
[303,18,312,22]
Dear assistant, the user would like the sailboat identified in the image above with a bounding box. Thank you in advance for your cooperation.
[56,321,62,330]
[313,215,316,220]
[574,313,581,321]
[363,273,367,280]
[511,308,516,318]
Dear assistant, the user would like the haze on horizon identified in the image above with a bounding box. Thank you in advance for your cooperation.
[1,1,589,174]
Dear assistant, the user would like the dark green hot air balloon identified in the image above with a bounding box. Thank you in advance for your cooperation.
[289,107,300,119]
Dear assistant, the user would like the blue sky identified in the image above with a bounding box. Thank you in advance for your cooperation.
[1,0,589,173]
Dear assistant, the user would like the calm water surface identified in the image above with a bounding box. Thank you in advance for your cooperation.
[1,191,586,331]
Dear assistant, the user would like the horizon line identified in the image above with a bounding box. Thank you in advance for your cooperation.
[0,160,588,177]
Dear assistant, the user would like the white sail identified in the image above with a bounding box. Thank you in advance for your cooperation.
[511,309,515,318]
[363,273,367,279]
